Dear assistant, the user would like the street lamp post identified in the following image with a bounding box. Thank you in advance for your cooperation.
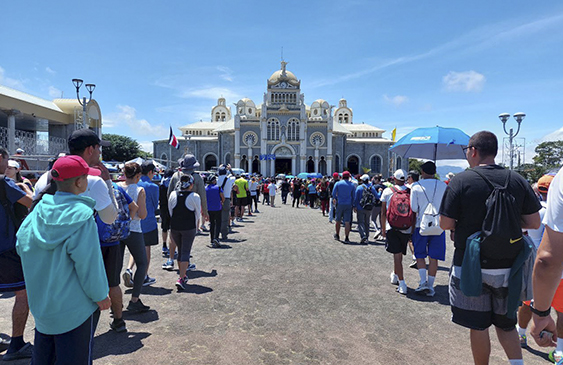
[498,112,526,170]
[72,79,96,130]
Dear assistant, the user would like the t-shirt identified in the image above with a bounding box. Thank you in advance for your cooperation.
[544,167,563,233]
[0,177,26,253]
[249,181,258,196]
[332,179,356,206]
[410,179,447,228]
[380,185,411,233]
[308,183,317,194]
[138,175,159,233]
[234,178,248,198]
[439,165,542,268]
[528,201,547,249]
[269,183,277,196]
[119,183,144,233]
[281,181,290,192]
[217,175,235,199]
[205,184,223,212]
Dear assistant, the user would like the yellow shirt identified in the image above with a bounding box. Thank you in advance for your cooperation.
[234,178,248,198]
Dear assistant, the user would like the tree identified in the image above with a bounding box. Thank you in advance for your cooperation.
[516,163,545,183]
[409,158,423,173]
[101,134,142,162]
[533,141,563,171]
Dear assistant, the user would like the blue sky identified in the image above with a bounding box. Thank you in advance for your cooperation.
[1,1,562,167]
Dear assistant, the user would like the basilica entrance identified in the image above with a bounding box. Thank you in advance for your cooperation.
[275,158,291,174]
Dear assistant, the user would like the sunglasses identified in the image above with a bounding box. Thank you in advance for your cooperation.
[462,146,475,152]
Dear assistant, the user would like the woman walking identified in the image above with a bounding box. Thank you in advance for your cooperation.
[292,178,302,208]
[317,177,330,216]
[205,174,224,248]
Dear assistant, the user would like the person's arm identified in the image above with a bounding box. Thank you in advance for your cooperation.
[220,191,225,204]
[129,201,139,220]
[168,191,177,217]
[136,188,147,220]
[380,203,387,238]
[521,212,541,230]
[15,188,32,208]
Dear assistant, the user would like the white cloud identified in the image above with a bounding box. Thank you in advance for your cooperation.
[383,94,409,107]
[442,70,486,92]
[181,87,242,101]
[48,86,61,98]
[104,105,167,137]
[540,126,563,142]
[217,66,233,82]
[138,141,153,153]
[0,66,26,90]
[45,67,56,75]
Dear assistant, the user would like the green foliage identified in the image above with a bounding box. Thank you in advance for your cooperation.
[101,134,142,162]
[516,163,545,183]
[533,141,563,171]
[408,159,423,173]
[139,150,153,159]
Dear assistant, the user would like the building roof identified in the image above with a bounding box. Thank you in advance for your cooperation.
[347,138,393,143]
[179,121,221,131]
[332,121,353,134]
[0,85,64,113]
[213,119,235,132]
[343,123,385,132]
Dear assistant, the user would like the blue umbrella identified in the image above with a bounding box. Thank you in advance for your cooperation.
[297,172,309,179]
[389,126,470,161]
[307,173,323,179]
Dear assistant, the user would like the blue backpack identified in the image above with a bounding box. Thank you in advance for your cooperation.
[95,184,131,243]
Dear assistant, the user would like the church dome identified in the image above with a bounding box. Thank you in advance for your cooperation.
[267,61,300,87]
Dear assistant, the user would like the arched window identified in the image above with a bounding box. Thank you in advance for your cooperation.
[319,156,327,175]
[204,154,217,171]
[396,156,403,170]
[241,155,249,172]
[160,153,168,163]
[252,156,260,174]
[370,155,382,174]
[225,153,231,165]
[267,118,280,140]
[307,156,315,173]
[287,118,300,141]
[347,155,359,175]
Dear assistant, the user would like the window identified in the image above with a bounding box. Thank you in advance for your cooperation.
[370,155,382,173]
[267,118,280,140]
[396,156,403,170]
[287,118,300,141]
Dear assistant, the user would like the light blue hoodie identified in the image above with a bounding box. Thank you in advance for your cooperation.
[16,191,109,335]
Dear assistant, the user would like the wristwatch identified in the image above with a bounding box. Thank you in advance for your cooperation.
[530,302,551,317]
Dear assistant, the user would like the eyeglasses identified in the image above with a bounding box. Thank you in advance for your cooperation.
[462,146,474,152]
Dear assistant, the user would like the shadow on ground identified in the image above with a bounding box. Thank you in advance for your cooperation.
[93,331,151,360]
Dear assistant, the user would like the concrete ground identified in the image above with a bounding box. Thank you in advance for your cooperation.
[0,194,554,364]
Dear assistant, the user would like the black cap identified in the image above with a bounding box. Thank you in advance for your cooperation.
[421,161,437,175]
[141,160,156,174]
[68,129,110,152]
[218,166,227,175]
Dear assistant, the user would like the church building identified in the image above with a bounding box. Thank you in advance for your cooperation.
[154,62,405,176]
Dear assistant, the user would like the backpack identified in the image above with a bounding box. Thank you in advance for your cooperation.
[359,185,377,210]
[0,175,29,234]
[95,184,131,243]
[419,181,444,236]
[386,186,415,230]
[471,169,523,260]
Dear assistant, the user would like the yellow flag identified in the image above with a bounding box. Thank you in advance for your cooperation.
[392,128,397,142]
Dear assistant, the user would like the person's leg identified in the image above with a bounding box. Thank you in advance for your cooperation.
[495,327,522,361]
[329,198,334,222]
[53,311,96,365]
[31,328,56,365]
[517,304,532,334]
[145,246,152,276]
[393,253,404,280]
[209,211,217,242]
[345,222,351,239]
[220,198,230,238]
[357,210,366,240]
[127,233,147,302]
[178,229,196,280]
[109,286,123,319]
[126,255,135,272]
[12,289,28,339]
[470,329,491,365]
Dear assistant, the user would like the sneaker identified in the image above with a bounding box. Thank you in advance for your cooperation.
[122,269,134,288]
[0,338,10,353]
[390,272,399,285]
[2,342,33,361]
[188,263,196,271]
[360,238,368,245]
[519,334,527,348]
[549,350,563,363]
[426,287,436,297]
[143,276,156,286]
[397,282,408,295]
[127,299,150,313]
[162,246,169,257]
[110,318,127,333]
[175,276,188,291]
[333,233,340,241]
[255,209,260,213]
[415,282,429,293]
[409,260,418,269]
[212,239,221,248]
[162,259,174,271]
[248,212,253,216]
[344,237,351,244]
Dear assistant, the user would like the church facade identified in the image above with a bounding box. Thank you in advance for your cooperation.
[154,62,406,177]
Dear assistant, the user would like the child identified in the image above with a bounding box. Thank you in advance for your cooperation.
[168,174,201,290]
[16,155,110,364]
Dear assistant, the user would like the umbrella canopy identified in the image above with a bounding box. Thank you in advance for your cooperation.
[389,126,470,161]
[297,172,309,179]
[308,173,323,179]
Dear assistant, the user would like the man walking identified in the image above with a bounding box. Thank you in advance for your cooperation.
[332,171,355,243]
[328,173,340,223]
[138,161,159,286]
[217,165,235,240]
[439,131,541,365]
[234,173,248,220]
[353,174,377,244]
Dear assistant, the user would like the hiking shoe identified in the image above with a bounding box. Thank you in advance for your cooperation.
[110,318,127,333]
[426,287,436,297]
[176,277,188,291]
[390,272,399,285]
[127,299,150,313]
[2,342,33,361]
[122,269,134,288]
[333,234,340,241]
[162,246,169,257]
[162,259,174,271]
[397,282,408,295]
[143,276,156,287]
[344,237,351,244]
[549,350,563,363]
[519,334,527,348]
[415,282,429,293]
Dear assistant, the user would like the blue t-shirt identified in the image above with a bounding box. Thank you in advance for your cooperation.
[138,175,159,233]
[332,180,356,206]
[0,177,26,253]
[308,183,317,194]
[206,184,223,212]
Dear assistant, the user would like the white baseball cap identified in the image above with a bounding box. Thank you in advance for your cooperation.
[393,169,406,181]
[360,174,370,182]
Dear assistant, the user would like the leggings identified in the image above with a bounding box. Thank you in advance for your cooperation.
[292,192,301,207]
[120,232,147,298]
[170,229,196,262]
[209,210,222,242]
[252,194,259,210]
[320,199,329,214]
[309,194,317,208]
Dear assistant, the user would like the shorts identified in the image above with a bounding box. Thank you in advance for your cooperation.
[143,229,159,246]
[524,279,563,313]
[449,265,516,331]
[161,209,170,232]
[236,196,248,206]
[385,229,411,255]
[101,244,123,288]
[412,228,446,261]
[335,204,352,223]
[0,249,26,292]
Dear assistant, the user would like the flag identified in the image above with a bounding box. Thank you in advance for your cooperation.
[168,126,180,149]
[391,127,397,142]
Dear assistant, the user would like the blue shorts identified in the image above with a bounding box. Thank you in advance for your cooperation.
[335,204,352,223]
[412,228,446,260]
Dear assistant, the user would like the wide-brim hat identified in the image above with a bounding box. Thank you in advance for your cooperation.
[178,154,200,170]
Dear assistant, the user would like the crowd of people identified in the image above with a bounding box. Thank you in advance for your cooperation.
[0,128,562,365]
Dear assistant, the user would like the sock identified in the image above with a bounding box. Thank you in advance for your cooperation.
[508,360,523,365]
[428,275,436,288]
[399,279,406,286]
[517,325,527,337]
[557,337,563,353]
[412,255,416,260]
[162,242,167,249]
[7,335,24,353]
[418,269,427,284]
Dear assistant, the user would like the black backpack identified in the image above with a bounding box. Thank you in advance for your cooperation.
[359,185,377,210]
[472,169,523,260]
[0,175,29,234]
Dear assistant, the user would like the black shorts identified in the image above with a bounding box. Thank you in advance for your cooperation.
[161,209,170,232]
[143,229,159,247]
[0,249,26,292]
[236,196,248,206]
[101,244,122,287]
[385,229,411,255]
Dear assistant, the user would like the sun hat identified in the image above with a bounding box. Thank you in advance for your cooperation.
[178,154,200,171]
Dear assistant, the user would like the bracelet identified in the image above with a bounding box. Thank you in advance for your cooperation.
[530,302,551,317]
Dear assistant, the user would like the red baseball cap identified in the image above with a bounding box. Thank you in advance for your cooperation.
[332,172,339,179]
[342,171,351,178]
[51,155,101,181]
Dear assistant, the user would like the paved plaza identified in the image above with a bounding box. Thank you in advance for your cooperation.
[0,196,553,364]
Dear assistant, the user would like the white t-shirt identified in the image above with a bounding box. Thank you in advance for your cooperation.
[217,175,235,199]
[119,183,143,233]
[34,171,112,212]
[249,181,258,196]
[269,183,277,196]
[528,201,547,249]
[380,184,412,233]
[410,178,447,228]
[168,191,202,221]
[544,167,563,233]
